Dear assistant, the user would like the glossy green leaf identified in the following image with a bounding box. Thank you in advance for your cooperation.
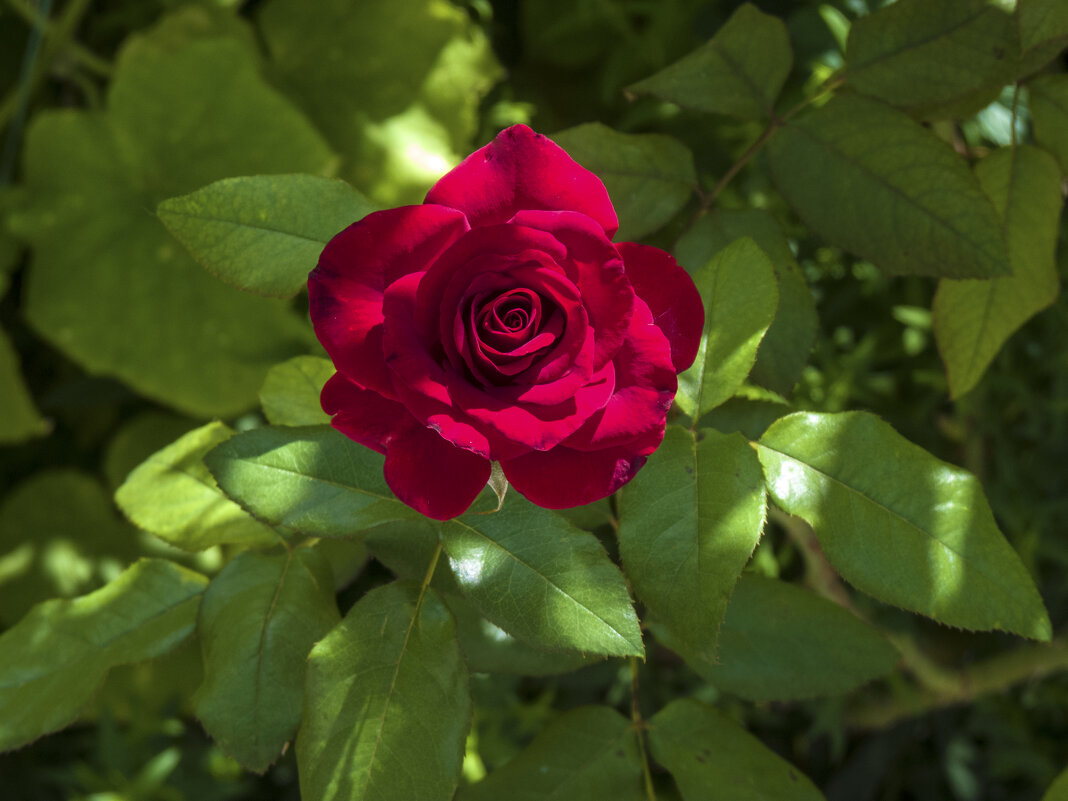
[1030,75,1068,176]
[649,699,825,801]
[158,175,374,298]
[0,559,207,751]
[618,427,766,662]
[0,329,47,444]
[364,519,463,596]
[0,470,140,627]
[11,33,331,417]
[459,706,643,801]
[194,548,341,772]
[676,238,779,418]
[551,124,695,241]
[440,495,643,658]
[767,94,1010,278]
[297,581,469,801]
[657,575,899,701]
[447,595,598,676]
[845,0,1017,118]
[933,146,1062,399]
[627,3,792,120]
[103,411,196,491]
[674,209,816,397]
[116,422,280,552]
[756,411,1051,639]
[206,425,418,537]
[259,355,334,426]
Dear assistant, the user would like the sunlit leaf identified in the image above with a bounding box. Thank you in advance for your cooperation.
[933,146,1062,399]
[619,427,765,662]
[259,355,334,427]
[756,411,1051,639]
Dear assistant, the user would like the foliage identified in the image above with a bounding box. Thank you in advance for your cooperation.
[0,1,1066,800]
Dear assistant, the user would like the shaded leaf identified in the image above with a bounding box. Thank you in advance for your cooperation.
[296,581,469,801]
[845,0,1017,118]
[158,175,374,298]
[194,548,341,772]
[552,124,696,240]
[767,94,1010,278]
[0,559,207,751]
[1018,0,1068,74]
[649,699,825,801]
[441,496,643,658]
[0,329,47,444]
[675,209,815,396]
[259,355,334,426]
[11,33,331,417]
[756,411,1051,639]
[1043,765,1068,801]
[676,238,779,417]
[933,146,1062,399]
[619,427,766,662]
[1029,74,1068,176]
[116,422,280,552]
[206,425,419,538]
[656,575,899,701]
[627,3,792,120]
[459,706,643,801]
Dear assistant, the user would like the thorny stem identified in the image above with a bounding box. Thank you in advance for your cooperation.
[630,657,657,801]
[771,506,1068,728]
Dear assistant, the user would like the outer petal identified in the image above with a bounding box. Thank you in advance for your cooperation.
[309,205,469,398]
[384,422,491,520]
[321,372,411,454]
[425,124,619,238]
[501,439,657,509]
[564,298,676,453]
[617,242,704,372]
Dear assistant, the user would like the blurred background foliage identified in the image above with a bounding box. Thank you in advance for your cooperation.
[0,0,1065,799]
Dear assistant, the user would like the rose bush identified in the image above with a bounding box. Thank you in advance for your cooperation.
[309,124,703,519]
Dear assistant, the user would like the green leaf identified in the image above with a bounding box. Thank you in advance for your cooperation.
[103,411,196,491]
[259,355,334,426]
[1018,0,1068,74]
[551,124,695,241]
[627,3,792,120]
[0,470,141,627]
[297,581,470,801]
[11,32,332,417]
[767,94,1010,278]
[116,422,281,552]
[0,559,207,751]
[656,575,899,701]
[649,699,825,801]
[1043,764,1068,801]
[364,519,463,596]
[933,146,1062,399]
[206,425,418,537]
[845,0,1017,118]
[158,175,374,298]
[194,548,341,772]
[1029,75,1068,176]
[440,495,643,658]
[756,411,1051,639]
[447,594,599,676]
[618,427,766,662]
[0,329,47,444]
[459,706,644,801]
[676,238,779,418]
[674,209,816,397]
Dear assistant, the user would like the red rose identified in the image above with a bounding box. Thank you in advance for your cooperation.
[309,125,703,520]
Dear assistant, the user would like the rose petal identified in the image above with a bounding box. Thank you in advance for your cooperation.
[309,205,469,398]
[616,242,704,372]
[425,124,619,238]
[321,372,412,454]
[501,438,658,509]
[565,298,677,453]
[510,210,634,369]
[384,423,491,520]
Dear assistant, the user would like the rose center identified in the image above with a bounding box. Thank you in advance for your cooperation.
[477,289,542,347]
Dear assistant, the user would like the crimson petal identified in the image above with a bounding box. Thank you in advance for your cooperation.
[425,124,619,238]
[321,372,410,454]
[384,423,492,520]
[309,205,469,399]
[617,242,704,372]
[501,441,655,509]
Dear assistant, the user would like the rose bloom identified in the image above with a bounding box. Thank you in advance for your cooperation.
[309,125,703,520]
